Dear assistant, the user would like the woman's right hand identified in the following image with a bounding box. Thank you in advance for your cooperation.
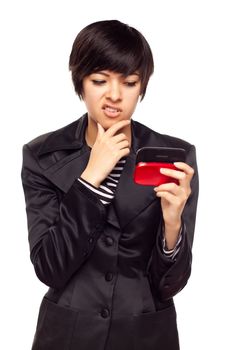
[80,119,131,187]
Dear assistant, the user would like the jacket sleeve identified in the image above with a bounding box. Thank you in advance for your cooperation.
[21,144,106,290]
[147,144,199,301]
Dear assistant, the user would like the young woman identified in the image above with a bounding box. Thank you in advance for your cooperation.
[21,20,199,350]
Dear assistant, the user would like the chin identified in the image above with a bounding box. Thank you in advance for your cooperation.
[102,119,118,129]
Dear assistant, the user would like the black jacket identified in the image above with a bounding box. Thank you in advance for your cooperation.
[21,113,199,350]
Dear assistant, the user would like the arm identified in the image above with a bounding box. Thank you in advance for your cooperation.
[147,145,199,300]
[21,144,106,290]
[21,121,131,289]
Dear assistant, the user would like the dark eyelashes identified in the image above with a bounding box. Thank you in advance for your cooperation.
[91,80,138,87]
[125,82,137,87]
[91,80,106,85]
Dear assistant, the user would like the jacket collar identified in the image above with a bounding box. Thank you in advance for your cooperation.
[39,113,159,230]
[37,113,139,156]
[37,115,86,156]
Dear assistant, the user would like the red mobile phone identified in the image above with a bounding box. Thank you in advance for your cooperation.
[133,147,186,186]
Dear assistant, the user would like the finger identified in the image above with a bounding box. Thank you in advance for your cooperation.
[174,162,194,179]
[112,132,129,143]
[105,119,131,137]
[155,191,178,204]
[174,162,194,188]
[160,167,186,181]
[117,140,130,150]
[154,182,180,195]
[119,147,131,159]
[96,122,105,139]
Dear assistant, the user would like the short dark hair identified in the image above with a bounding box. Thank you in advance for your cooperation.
[69,20,154,101]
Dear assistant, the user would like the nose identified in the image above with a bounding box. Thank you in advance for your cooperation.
[105,81,122,102]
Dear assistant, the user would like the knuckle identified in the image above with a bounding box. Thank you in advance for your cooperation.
[189,167,195,176]
[113,151,119,159]
[180,189,187,201]
[101,135,108,143]
[181,172,186,179]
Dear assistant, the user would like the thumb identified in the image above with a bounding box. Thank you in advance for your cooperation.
[96,122,105,139]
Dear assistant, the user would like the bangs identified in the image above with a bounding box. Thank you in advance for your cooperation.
[76,25,146,78]
[85,33,144,77]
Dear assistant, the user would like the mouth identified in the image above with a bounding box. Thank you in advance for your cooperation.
[102,104,122,118]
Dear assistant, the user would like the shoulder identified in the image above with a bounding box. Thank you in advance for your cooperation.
[22,115,85,172]
[133,119,193,152]
[24,118,81,156]
[24,131,53,155]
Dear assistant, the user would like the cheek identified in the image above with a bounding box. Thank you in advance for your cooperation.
[126,92,141,110]
[82,81,102,103]
[83,91,100,109]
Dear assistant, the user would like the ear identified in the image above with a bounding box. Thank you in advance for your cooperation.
[138,94,143,102]
[79,82,85,100]
[79,89,85,101]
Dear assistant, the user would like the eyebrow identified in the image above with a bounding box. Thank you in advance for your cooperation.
[93,71,140,77]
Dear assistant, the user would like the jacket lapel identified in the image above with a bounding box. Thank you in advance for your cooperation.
[111,153,156,229]
[43,147,91,193]
[38,113,158,230]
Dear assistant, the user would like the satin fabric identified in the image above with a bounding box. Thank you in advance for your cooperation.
[21,113,199,350]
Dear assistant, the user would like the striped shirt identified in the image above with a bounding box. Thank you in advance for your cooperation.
[78,157,127,205]
[162,225,183,259]
[77,156,182,259]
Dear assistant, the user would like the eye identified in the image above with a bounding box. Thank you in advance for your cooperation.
[124,81,138,87]
[91,80,106,85]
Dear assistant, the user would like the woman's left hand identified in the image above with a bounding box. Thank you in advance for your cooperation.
[154,162,194,227]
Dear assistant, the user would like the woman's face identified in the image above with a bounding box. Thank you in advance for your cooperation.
[82,70,141,130]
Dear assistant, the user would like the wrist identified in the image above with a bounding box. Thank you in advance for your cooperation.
[80,170,101,188]
[164,219,181,233]
[163,219,182,250]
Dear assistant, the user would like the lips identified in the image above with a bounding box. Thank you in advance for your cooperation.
[102,104,122,118]
[102,104,122,113]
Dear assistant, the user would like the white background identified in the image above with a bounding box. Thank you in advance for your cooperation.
[1,0,233,349]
